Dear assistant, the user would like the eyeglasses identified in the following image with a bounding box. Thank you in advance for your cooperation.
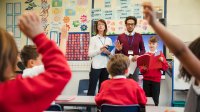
[126,23,135,26]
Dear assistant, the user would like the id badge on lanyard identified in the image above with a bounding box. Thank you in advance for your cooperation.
[128,50,133,55]
[127,35,134,55]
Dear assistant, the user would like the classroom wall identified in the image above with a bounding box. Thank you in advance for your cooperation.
[0,0,92,51]
[0,0,200,106]
[62,0,200,106]
[167,0,200,42]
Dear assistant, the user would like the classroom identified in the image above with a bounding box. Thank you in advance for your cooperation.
[0,0,200,112]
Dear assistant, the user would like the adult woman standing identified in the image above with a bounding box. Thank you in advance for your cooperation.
[87,19,112,96]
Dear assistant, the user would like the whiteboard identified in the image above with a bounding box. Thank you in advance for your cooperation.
[173,56,190,90]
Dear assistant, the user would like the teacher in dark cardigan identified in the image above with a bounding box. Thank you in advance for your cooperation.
[115,16,146,81]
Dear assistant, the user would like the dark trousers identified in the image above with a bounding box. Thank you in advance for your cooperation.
[128,67,139,82]
[143,80,160,106]
[87,67,109,96]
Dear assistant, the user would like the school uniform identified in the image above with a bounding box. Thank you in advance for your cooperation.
[115,31,146,81]
[184,77,200,112]
[22,65,44,78]
[139,51,168,106]
[0,33,72,112]
[87,34,112,96]
[95,75,147,106]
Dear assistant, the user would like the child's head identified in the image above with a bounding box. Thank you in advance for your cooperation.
[0,28,18,81]
[107,54,130,77]
[148,36,158,52]
[180,37,200,82]
[20,45,42,68]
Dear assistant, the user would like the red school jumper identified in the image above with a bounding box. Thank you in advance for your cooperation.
[139,52,168,82]
[95,78,147,106]
[0,33,72,112]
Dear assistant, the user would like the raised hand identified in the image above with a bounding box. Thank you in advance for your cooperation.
[159,57,164,62]
[115,40,123,51]
[142,2,156,25]
[18,12,43,39]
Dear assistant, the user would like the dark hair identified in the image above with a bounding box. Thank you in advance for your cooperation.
[0,28,18,81]
[179,37,200,82]
[149,36,159,43]
[107,54,130,76]
[125,16,137,25]
[95,19,107,36]
[20,45,39,67]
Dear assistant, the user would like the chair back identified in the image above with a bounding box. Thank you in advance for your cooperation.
[46,104,62,111]
[101,104,140,112]
[77,79,89,96]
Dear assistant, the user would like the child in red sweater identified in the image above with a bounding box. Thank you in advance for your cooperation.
[139,36,168,106]
[0,12,71,112]
[95,54,147,107]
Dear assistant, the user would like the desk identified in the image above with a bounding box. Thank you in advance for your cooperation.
[56,96,96,107]
[55,95,154,107]
[146,106,184,112]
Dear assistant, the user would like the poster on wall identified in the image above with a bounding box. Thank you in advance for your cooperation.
[92,0,165,35]
[66,32,90,61]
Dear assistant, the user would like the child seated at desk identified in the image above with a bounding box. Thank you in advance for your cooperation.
[139,36,168,106]
[95,54,147,106]
[20,45,44,78]
[0,12,71,112]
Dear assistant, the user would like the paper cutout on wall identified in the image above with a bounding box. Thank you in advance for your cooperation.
[80,24,88,31]
[77,0,88,6]
[73,21,80,27]
[25,0,33,4]
[40,0,50,35]
[65,0,76,7]
[63,16,70,23]
[52,8,61,14]
[80,15,87,23]
[52,0,62,7]
[25,0,37,10]
[65,9,76,16]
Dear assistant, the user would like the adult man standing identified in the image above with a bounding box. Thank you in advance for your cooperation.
[115,16,145,81]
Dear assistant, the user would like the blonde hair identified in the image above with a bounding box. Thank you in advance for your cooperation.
[107,54,130,77]
[0,28,18,81]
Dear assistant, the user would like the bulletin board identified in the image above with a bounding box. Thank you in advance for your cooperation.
[66,32,90,61]
[91,0,166,35]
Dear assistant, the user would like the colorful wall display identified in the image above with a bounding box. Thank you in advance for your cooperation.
[66,32,90,61]
[92,0,165,35]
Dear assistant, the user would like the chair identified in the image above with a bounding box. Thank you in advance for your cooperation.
[63,79,89,112]
[77,79,89,96]
[101,104,140,112]
[46,104,62,111]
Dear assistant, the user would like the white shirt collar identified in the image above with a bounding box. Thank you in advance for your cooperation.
[191,77,200,95]
[112,75,126,79]
[149,50,158,54]
[96,34,105,38]
[125,31,135,36]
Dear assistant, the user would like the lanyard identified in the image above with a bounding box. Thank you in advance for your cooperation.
[98,37,106,45]
[126,35,134,48]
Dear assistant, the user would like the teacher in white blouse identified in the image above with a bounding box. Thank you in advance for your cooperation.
[87,19,112,96]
